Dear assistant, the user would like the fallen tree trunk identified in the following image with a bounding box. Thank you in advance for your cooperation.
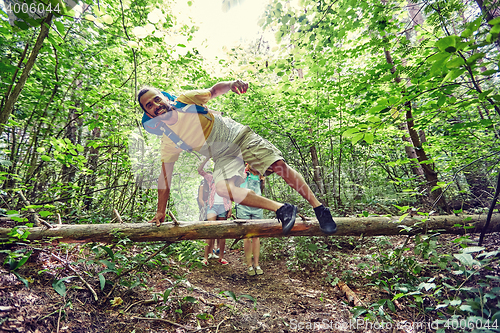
[0,214,499,244]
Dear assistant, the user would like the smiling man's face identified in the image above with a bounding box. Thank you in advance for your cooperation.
[140,90,174,120]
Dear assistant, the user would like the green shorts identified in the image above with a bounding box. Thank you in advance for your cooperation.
[212,126,283,187]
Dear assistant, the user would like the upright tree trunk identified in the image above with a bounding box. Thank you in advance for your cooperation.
[383,49,449,212]
[0,13,53,135]
[61,106,78,185]
[83,116,101,210]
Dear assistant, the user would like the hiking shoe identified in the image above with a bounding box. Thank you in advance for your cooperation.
[255,266,263,275]
[201,259,208,266]
[276,203,297,235]
[247,266,256,276]
[208,253,219,259]
[314,205,337,235]
[219,259,229,265]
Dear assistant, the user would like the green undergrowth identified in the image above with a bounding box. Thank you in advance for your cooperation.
[261,222,500,332]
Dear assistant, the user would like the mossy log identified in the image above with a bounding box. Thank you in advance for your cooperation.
[0,214,499,244]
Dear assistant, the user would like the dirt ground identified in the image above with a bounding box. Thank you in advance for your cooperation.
[1,227,499,333]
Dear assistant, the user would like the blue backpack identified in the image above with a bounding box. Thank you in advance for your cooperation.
[141,92,208,152]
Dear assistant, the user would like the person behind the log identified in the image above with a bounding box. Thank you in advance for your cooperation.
[138,79,337,236]
[198,157,231,265]
[236,163,265,276]
[197,174,210,222]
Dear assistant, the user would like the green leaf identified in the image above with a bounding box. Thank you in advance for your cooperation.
[436,36,457,52]
[459,304,474,312]
[489,18,500,25]
[342,128,359,138]
[369,105,387,113]
[163,287,173,300]
[40,155,51,162]
[39,211,53,217]
[469,17,483,32]
[12,271,29,288]
[99,260,115,270]
[437,95,447,107]
[222,290,237,302]
[364,132,374,144]
[430,56,450,75]
[14,20,30,30]
[54,21,64,35]
[428,52,451,63]
[308,243,318,251]
[491,24,500,34]
[480,69,498,76]
[98,273,105,290]
[387,299,395,312]
[183,296,197,303]
[351,133,364,144]
[441,68,465,85]
[101,14,113,25]
[453,253,476,267]
[461,246,485,253]
[418,282,436,291]
[100,246,115,261]
[446,57,464,68]
[12,250,33,270]
[466,52,485,65]
[52,276,75,296]
[461,28,472,38]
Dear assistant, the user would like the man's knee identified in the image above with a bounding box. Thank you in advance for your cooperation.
[215,181,230,197]
[271,159,287,173]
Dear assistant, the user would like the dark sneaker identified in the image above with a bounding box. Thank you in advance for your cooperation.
[276,203,297,235]
[314,205,337,235]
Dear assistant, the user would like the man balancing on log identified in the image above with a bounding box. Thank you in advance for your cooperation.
[137,79,337,235]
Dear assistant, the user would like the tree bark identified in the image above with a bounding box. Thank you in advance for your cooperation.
[1,214,498,244]
[0,13,53,135]
[383,48,449,212]
[83,115,100,209]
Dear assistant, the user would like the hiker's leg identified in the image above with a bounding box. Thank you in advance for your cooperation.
[215,177,282,212]
[204,239,214,261]
[252,238,260,267]
[244,238,253,266]
[204,212,217,261]
[218,239,226,260]
[270,160,321,208]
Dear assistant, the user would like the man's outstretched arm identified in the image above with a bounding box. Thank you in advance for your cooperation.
[209,80,248,99]
[150,162,175,227]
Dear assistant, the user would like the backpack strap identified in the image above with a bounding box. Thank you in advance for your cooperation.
[142,116,193,152]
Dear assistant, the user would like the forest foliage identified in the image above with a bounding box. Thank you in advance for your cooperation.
[1,0,500,330]
[0,0,499,223]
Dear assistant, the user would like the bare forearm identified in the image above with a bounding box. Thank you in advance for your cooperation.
[157,187,170,214]
[209,81,233,99]
[209,79,248,99]
[157,162,174,214]
[197,156,210,174]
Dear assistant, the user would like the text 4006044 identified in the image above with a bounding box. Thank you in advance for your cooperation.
[5,2,61,16]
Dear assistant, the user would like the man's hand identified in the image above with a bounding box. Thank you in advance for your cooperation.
[230,80,248,95]
[150,212,165,227]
